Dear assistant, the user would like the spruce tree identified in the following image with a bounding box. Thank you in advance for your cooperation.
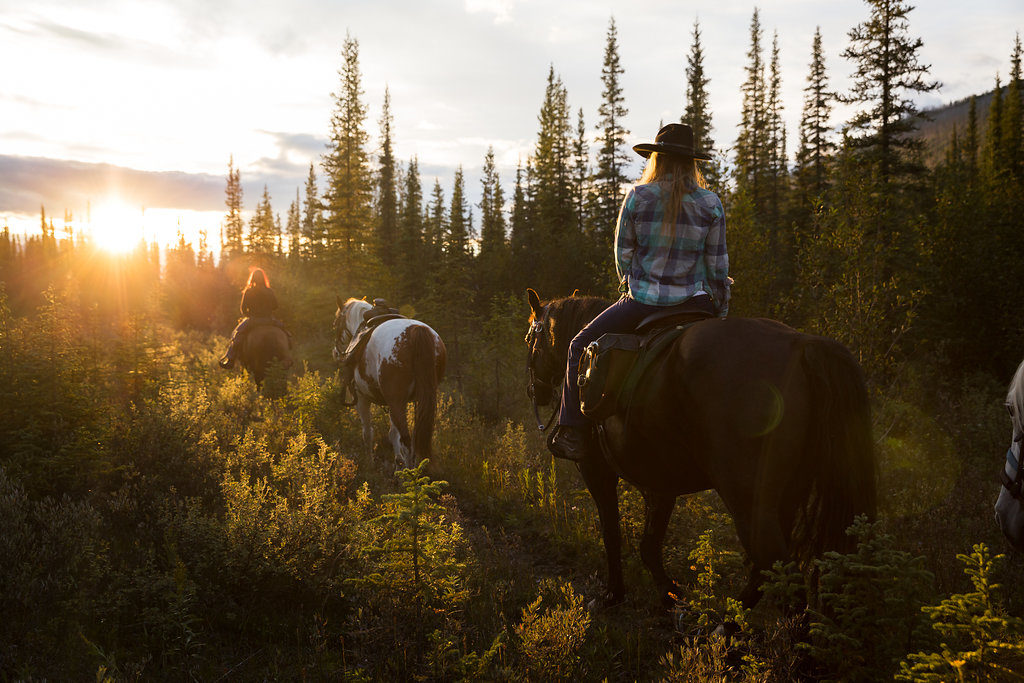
[571,108,589,234]
[683,18,721,190]
[478,147,506,259]
[425,179,446,263]
[592,16,631,244]
[376,86,399,270]
[446,166,471,261]
[223,156,244,257]
[323,33,373,275]
[286,189,301,259]
[735,8,768,205]
[765,30,788,226]
[301,163,324,260]
[533,66,574,236]
[985,75,1005,176]
[396,157,424,302]
[1004,34,1023,176]
[840,0,940,186]
[795,26,835,201]
[247,185,277,255]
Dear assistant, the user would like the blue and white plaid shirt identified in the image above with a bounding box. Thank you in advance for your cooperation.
[614,179,730,315]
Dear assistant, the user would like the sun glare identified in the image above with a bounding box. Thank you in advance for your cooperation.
[88,201,146,253]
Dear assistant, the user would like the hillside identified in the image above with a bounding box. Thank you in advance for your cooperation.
[917,89,996,165]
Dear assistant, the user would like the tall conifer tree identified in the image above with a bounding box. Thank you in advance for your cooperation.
[840,0,940,185]
[323,33,373,273]
[683,19,721,190]
[286,189,301,258]
[301,163,324,260]
[736,8,768,205]
[376,86,398,269]
[223,156,244,256]
[795,27,835,200]
[592,16,631,242]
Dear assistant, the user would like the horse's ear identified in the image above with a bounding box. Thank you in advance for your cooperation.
[336,295,344,310]
[527,288,542,315]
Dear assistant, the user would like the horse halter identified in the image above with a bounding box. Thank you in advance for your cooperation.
[525,309,559,432]
[333,302,356,359]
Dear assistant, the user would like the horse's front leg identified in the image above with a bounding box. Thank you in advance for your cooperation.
[355,394,375,455]
[578,455,624,606]
[640,491,680,606]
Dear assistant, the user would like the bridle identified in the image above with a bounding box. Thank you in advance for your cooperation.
[1001,403,1024,503]
[525,308,560,433]
[333,301,356,360]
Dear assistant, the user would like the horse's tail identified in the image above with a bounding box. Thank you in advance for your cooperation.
[794,337,876,563]
[410,325,444,461]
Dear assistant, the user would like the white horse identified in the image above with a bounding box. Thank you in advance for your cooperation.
[995,359,1024,552]
[332,297,446,469]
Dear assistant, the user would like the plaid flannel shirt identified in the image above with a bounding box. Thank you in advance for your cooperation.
[614,179,730,315]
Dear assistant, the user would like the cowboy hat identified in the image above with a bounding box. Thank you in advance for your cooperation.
[632,123,712,160]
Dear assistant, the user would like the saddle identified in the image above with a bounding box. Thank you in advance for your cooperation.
[248,317,293,347]
[342,312,406,363]
[577,302,714,422]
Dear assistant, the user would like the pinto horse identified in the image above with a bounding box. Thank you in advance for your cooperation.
[995,359,1024,551]
[333,297,446,469]
[525,289,876,613]
[240,323,292,388]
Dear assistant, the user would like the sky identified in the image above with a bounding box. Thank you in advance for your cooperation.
[1,0,1022,250]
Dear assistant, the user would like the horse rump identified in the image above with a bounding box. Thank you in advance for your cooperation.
[409,325,444,461]
[792,337,876,563]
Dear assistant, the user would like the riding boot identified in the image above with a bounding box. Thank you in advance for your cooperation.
[551,425,593,462]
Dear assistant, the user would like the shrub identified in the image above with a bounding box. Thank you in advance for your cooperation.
[897,544,1024,681]
[514,578,592,680]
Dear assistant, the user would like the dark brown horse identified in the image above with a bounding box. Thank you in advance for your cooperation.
[525,289,876,614]
[240,324,292,388]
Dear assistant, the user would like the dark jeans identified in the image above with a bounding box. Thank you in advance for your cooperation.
[558,296,662,426]
[558,294,715,426]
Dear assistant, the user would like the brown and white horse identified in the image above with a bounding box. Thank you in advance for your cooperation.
[333,297,446,469]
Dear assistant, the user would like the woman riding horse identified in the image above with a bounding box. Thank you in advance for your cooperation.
[552,123,730,462]
[219,267,284,369]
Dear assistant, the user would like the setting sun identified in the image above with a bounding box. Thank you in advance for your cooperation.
[87,201,145,253]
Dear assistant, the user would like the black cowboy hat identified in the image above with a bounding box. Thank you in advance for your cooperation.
[632,123,712,160]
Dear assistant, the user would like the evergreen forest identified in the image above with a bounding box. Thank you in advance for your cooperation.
[4,2,1024,680]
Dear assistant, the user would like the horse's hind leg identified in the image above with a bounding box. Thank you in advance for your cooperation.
[640,491,680,606]
[386,401,413,469]
[356,395,375,455]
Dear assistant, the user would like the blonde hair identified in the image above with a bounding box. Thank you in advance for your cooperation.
[637,152,706,230]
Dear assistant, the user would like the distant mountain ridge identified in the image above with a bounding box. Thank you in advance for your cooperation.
[916,89,998,165]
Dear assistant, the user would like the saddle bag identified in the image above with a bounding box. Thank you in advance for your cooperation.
[577,333,641,421]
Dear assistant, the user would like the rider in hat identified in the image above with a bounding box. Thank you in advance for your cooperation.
[551,123,731,462]
[219,267,280,369]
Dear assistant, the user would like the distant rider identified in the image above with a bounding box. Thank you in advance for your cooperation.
[219,267,280,369]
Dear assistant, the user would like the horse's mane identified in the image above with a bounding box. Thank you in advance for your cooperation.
[1007,359,1024,437]
[539,294,611,353]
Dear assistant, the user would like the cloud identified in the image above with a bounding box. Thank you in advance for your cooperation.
[0,155,223,215]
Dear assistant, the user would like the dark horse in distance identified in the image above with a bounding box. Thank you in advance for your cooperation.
[525,289,876,612]
[240,324,292,388]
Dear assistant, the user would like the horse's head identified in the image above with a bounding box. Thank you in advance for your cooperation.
[996,359,1024,552]
[525,288,561,411]
[333,296,371,361]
